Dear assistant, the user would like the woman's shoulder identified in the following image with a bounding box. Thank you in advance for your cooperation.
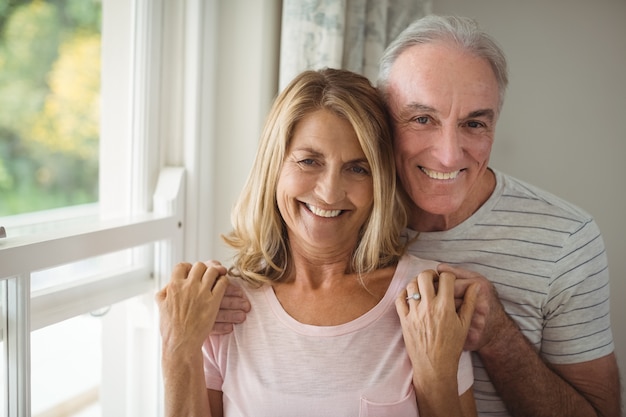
[226,275,269,300]
[397,253,439,275]
[384,254,440,296]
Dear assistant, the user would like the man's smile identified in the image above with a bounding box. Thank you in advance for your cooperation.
[420,166,461,180]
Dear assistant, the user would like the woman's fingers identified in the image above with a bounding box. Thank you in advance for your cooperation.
[395,290,410,316]
[458,283,479,330]
[156,260,231,351]
[200,262,227,289]
[436,271,455,299]
[397,269,446,314]
[416,269,437,301]
[171,262,193,281]
[396,273,426,316]
[398,269,477,332]
[405,278,421,302]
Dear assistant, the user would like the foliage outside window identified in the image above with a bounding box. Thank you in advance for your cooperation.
[0,0,101,216]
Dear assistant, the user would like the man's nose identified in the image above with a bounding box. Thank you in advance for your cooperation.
[432,126,464,166]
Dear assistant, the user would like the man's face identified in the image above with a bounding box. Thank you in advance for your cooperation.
[386,42,500,231]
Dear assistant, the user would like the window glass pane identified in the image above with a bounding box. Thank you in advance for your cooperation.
[0,281,5,417]
[31,314,102,417]
[0,339,4,417]
[0,0,101,216]
[31,250,131,293]
[31,294,152,417]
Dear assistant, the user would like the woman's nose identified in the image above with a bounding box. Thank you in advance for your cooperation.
[315,170,345,205]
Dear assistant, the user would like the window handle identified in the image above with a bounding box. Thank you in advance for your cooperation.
[0,226,5,238]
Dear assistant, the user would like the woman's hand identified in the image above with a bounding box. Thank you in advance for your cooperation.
[396,269,479,417]
[156,260,230,355]
[437,263,512,353]
[395,269,478,384]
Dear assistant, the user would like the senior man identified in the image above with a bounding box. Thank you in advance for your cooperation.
[374,15,620,417]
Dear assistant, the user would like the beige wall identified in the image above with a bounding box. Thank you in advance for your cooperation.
[434,0,626,402]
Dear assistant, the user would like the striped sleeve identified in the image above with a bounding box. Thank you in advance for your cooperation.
[541,218,613,363]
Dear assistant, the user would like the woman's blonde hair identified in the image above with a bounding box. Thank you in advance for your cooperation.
[223,68,407,286]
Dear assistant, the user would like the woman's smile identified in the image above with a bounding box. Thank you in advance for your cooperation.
[304,202,343,218]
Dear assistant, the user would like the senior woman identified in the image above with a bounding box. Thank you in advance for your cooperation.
[156,68,479,417]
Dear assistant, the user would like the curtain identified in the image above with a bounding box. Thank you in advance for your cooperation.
[279,0,432,89]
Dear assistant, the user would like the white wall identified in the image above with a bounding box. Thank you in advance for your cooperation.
[213,0,282,259]
[202,0,282,262]
[433,0,626,401]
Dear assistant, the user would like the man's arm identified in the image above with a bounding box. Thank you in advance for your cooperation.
[479,312,621,417]
[439,264,622,417]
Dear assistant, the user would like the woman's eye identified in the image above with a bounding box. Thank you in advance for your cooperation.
[298,158,315,166]
[350,165,369,175]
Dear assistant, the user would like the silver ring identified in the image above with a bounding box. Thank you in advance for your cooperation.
[406,293,421,301]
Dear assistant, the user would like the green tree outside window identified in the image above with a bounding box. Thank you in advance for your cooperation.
[0,0,101,215]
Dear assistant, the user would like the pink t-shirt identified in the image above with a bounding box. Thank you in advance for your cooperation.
[203,254,473,417]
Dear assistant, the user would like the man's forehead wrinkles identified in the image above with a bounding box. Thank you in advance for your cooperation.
[399,101,495,121]
[407,102,436,112]
[395,102,436,118]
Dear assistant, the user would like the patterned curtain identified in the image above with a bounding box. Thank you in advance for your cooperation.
[279,0,432,89]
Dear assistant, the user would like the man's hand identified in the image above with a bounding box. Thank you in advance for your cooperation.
[211,282,251,335]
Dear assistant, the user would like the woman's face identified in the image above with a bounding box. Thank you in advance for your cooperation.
[276,109,374,256]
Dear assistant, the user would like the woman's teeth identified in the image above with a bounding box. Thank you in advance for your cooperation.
[306,204,342,218]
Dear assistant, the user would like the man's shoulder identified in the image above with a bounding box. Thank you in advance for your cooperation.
[494,170,594,223]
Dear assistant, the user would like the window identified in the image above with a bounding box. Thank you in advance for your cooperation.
[0,0,280,415]
[0,0,188,415]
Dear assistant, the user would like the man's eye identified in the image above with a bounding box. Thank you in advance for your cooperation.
[467,120,485,128]
[414,116,429,124]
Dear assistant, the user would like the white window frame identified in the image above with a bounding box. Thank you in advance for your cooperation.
[0,0,281,415]
[0,167,184,417]
[0,0,191,415]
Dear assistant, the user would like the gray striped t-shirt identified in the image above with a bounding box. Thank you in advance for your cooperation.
[406,169,614,416]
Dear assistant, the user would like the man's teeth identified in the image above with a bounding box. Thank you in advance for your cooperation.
[306,204,342,218]
[420,167,460,180]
